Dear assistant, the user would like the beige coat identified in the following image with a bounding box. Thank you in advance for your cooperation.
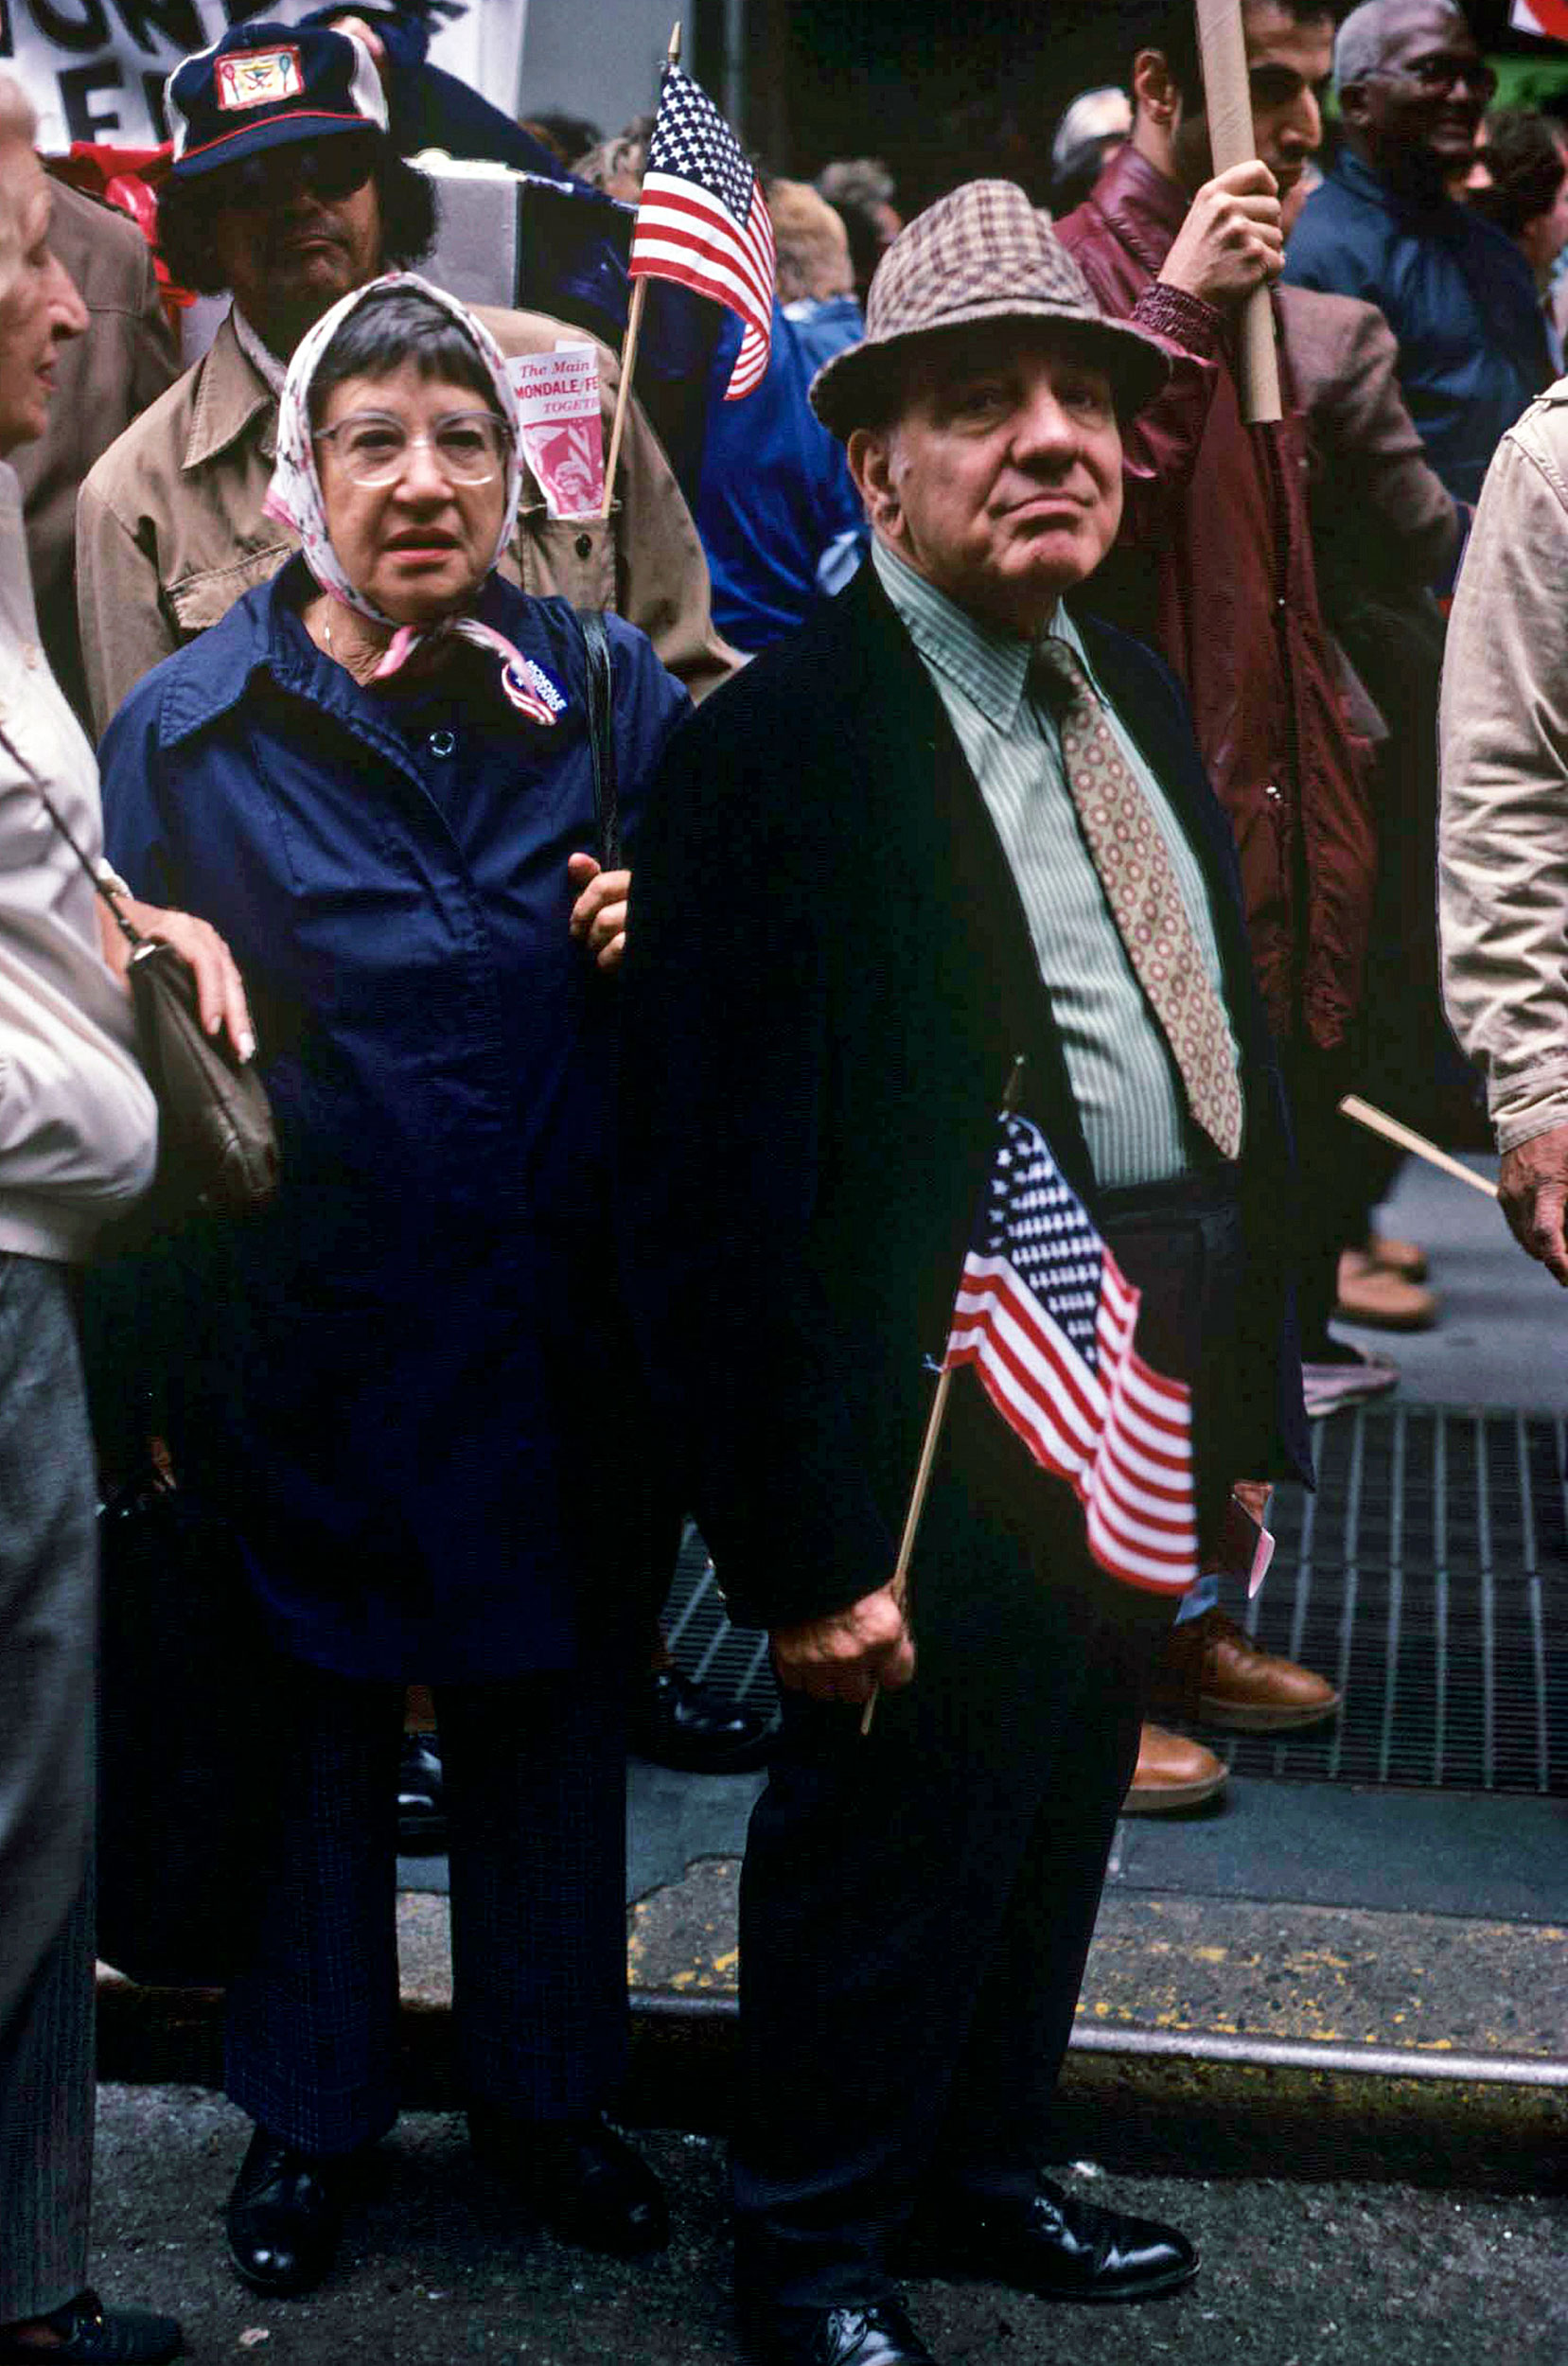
[1439,385,1568,1152]
[12,180,179,724]
[76,304,738,734]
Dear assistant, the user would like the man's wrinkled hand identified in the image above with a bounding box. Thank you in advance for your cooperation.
[1499,1124,1568,1285]
[770,1582,916,1705]
[567,851,630,971]
[1158,161,1283,309]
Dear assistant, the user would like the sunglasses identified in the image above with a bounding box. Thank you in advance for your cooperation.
[216,137,376,209]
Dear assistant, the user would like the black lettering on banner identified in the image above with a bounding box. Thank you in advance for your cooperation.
[58,54,124,137]
[27,0,109,53]
[0,3,12,61]
[142,63,167,137]
[114,0,203,56]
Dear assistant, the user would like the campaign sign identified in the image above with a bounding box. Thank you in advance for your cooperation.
[3,0,525,157]
[507,342,605,521]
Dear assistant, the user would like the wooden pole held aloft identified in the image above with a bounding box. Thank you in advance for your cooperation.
[1194,0,1283,426]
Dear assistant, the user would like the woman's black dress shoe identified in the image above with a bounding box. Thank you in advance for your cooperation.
[738,2297,939,2366]
[0,2291,182,2362]
[631,1666,780,1774]
[225,2127,344,2296]
[470,2110,669,2254]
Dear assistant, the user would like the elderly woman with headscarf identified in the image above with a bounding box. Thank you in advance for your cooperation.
[97,274,691,2298]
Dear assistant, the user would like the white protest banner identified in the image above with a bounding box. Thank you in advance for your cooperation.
[6,0,529,157]
[507,341,604,520]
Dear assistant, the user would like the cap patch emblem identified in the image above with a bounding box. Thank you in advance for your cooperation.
[216,47,306,112]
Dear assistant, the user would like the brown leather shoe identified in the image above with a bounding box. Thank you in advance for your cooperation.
[1154,1611,1341,1733]
[1367,1232,1428,1281]
[1334,1249,1437,1332]
[1121,1722,1228,1814]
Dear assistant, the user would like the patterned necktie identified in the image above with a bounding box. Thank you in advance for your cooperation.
[1031,638,1244,1162]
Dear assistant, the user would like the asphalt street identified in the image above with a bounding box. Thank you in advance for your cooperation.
[92,2086,1568,2366]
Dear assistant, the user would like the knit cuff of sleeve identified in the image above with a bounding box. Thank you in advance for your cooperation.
[1489,1068,1568,1154]
[1135,281,1224,358]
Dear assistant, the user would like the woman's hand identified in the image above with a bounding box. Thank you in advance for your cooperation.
[98,896,255,1063]
[567,852,630,972]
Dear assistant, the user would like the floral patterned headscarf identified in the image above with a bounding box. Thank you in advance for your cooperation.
[264,271,529,685]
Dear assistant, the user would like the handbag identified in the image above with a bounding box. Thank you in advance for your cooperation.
[2,726,280,1225]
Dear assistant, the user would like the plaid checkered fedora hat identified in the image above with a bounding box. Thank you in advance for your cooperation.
[811,178,1169,438]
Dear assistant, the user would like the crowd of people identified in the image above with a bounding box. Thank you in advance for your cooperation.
[0,3,1561,2363]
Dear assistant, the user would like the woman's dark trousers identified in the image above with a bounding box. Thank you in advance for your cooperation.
[224,1662,628,2156]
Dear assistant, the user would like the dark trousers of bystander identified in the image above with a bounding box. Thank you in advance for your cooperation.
[731,1177,1247,2312]
[0,1251,97,2324]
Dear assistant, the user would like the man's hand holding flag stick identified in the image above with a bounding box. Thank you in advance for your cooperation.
[860,1060,1202,1733]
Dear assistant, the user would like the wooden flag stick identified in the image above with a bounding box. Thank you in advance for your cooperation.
[1194,0,1282,426]
[859,1367,953,1738]
[600,20,681,521]
[1338,1094,1500,1200]
[860,1059,1028,1738]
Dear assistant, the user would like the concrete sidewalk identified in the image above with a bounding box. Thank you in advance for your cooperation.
[99,1149,1568,2184]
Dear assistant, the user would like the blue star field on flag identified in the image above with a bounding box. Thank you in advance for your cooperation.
[978,1119,1106,1365]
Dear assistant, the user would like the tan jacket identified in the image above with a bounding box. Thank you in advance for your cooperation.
[12,180,179,724]
[76,304,738,734]
[1439,385,1568,1152]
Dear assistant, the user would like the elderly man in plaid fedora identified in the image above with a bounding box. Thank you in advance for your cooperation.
[622,181,1310,2366]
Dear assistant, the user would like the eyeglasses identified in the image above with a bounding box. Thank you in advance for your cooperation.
[312,409,512,487]
[1373,52,1498,101]
[218,136,376,209]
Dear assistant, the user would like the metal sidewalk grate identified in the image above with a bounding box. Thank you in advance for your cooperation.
[1224,1404,1568,1796]
[664,1404,1568,1798]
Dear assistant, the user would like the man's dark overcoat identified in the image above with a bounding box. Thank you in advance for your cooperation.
[621,560,1312,1641]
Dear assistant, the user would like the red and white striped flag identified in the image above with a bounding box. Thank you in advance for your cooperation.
[627,62,775,399]
[1512,1,1568,37]
[943,1113,1198,1593]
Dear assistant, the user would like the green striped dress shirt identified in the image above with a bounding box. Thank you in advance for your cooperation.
[872,539,1240,1189]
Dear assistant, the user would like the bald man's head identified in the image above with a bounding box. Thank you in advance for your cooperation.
[1335,0,1494,185]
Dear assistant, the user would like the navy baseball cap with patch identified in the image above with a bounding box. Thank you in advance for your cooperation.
[166,19,388,181]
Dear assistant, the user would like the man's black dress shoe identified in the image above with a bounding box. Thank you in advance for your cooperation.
[397,1732,446,1851]
[470,2110,669,2254]
[225,2127,344,2296]
[631,1665,780,1774]
[900,2176,1197,2302]
[739,2297,938,2366]
[0,2291,182,2362]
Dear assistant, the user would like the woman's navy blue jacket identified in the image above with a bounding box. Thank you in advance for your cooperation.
[98,559,688,1682]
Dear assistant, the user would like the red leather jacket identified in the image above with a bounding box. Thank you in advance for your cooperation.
[1059,146,1375,1053]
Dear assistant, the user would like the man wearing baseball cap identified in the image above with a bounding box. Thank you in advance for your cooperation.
[621,181,1311,2366]
[74,17,735,735]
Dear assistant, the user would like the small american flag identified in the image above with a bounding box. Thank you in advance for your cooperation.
[944,1112,1198,1593]
[627,62,776,399]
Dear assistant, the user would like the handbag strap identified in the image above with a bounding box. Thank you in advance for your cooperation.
[575,609,621,870]
[0,722,147,951]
